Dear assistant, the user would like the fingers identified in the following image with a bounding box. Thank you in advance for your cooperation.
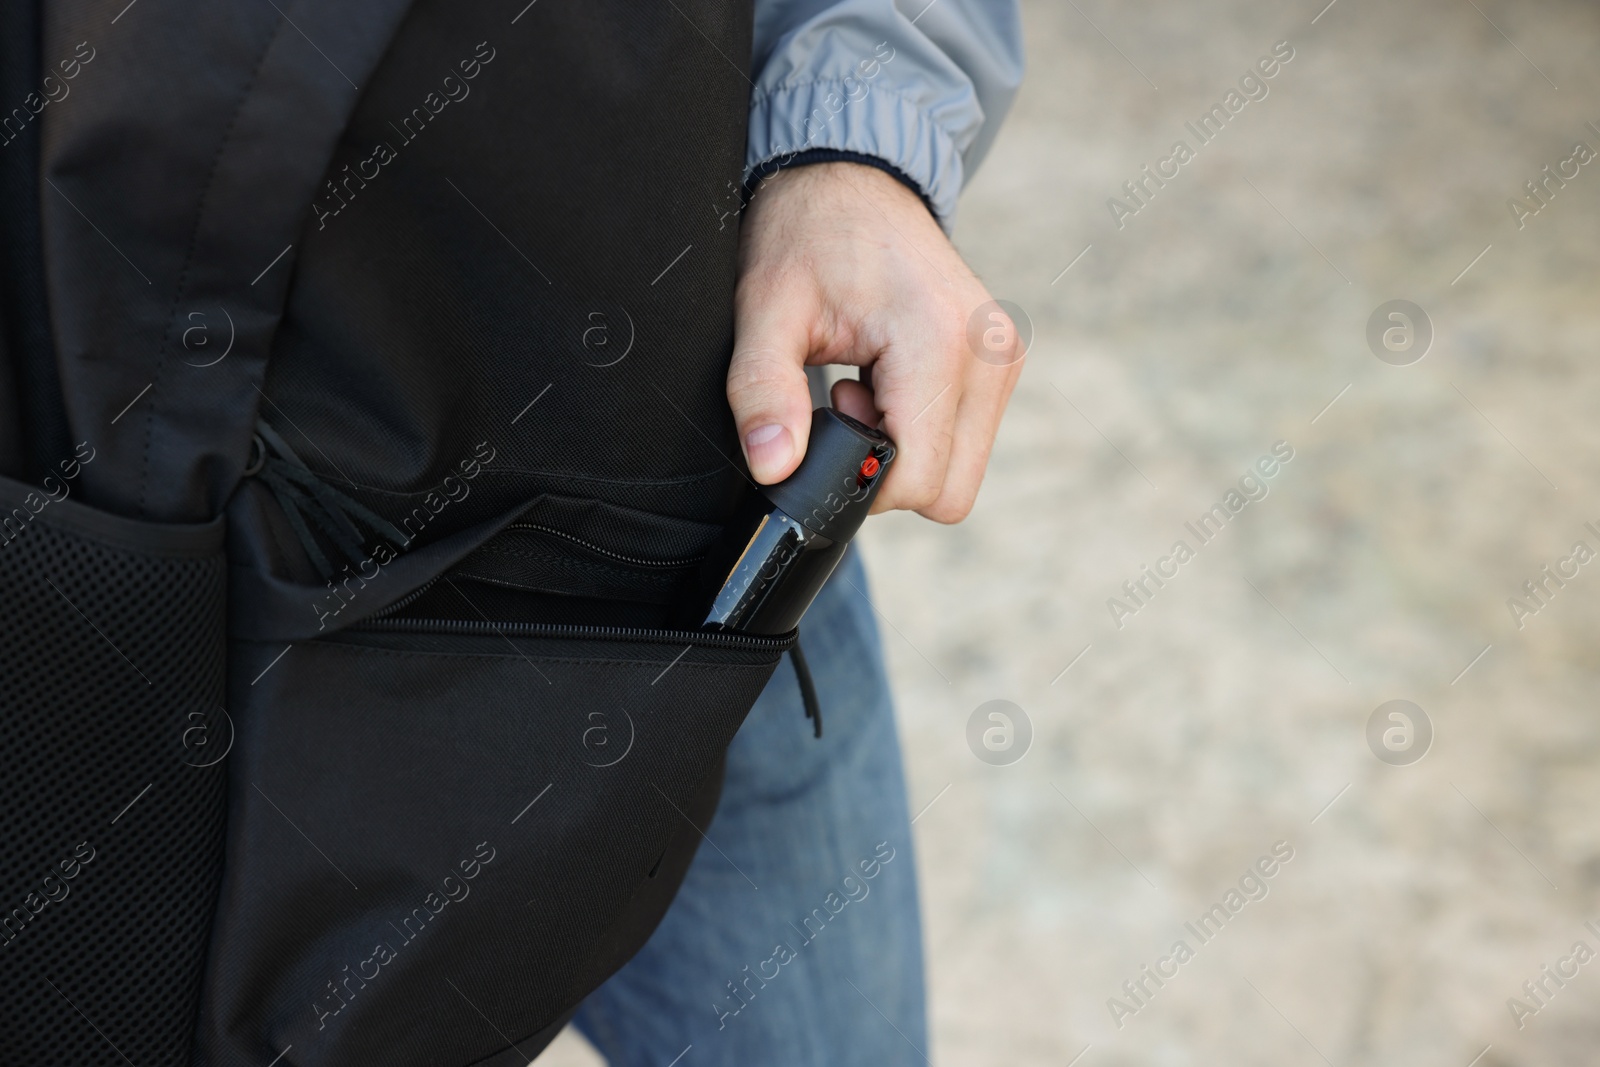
[852,307,1025,522]
[919,353,1023,522]
[918,303,1025,522]
[862,310,964,515]
[876,380,958,514]
[829,377,879,426]
[728,285,818,484]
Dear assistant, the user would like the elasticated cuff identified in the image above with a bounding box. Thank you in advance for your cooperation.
[741,148,938,222]
[744,80,965,232]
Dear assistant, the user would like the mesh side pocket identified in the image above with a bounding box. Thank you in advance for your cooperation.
[0,497,228,1067]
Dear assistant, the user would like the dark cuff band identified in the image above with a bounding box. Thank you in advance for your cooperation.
[743,149,937,221]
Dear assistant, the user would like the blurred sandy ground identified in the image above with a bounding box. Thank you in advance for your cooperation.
[542,0,1600,1063]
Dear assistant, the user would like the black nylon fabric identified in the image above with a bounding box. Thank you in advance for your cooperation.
[0,0,71,481]
[7,0,772,1063]
[39,0,419,522]
[260,0,753,562]
[193,0,768,1063]
[195,630,779,1066]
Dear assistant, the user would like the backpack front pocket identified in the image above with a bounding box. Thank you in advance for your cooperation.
[195,618,790,1067]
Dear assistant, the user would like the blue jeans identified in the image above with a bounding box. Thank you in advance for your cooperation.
[570,551,928,1066]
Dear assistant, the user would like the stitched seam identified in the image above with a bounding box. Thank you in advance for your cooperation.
[135,16,288,518]
[466,546,688,580]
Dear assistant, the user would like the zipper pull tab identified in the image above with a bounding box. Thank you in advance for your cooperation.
[790,639,822,739]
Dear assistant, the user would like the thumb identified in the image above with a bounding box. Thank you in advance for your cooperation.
[728,293,816,484]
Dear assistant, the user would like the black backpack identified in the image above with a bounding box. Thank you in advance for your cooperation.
[1,1,785,1063]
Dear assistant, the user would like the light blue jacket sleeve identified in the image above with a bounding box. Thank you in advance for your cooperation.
[748,0,1025,230]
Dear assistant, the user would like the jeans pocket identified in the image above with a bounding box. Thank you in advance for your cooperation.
[195,618,791,1067]
[0,474,228,1067]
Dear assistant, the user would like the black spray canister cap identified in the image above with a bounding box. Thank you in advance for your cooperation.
[761,408,896,542]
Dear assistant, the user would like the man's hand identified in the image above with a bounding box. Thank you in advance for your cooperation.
[729,161,1024,523]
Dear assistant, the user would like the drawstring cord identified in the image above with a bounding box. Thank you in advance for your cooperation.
[247,421,406,582]
[789,638,822,738]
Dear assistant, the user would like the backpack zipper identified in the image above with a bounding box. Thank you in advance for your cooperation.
[357,525,730,640]
[368,576,442,619]
[362,519,708,623]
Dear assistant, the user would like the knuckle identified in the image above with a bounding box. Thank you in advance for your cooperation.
[984,329,1021,366]
[921,489,975,525]
[892,469,943,513]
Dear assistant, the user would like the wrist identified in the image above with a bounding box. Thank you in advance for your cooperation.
[745,150,936,221]
[745,160,932,235]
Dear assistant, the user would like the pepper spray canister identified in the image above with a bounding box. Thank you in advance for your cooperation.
[683,407,896,634]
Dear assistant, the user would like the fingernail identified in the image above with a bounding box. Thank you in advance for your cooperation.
[744,423,793,480]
